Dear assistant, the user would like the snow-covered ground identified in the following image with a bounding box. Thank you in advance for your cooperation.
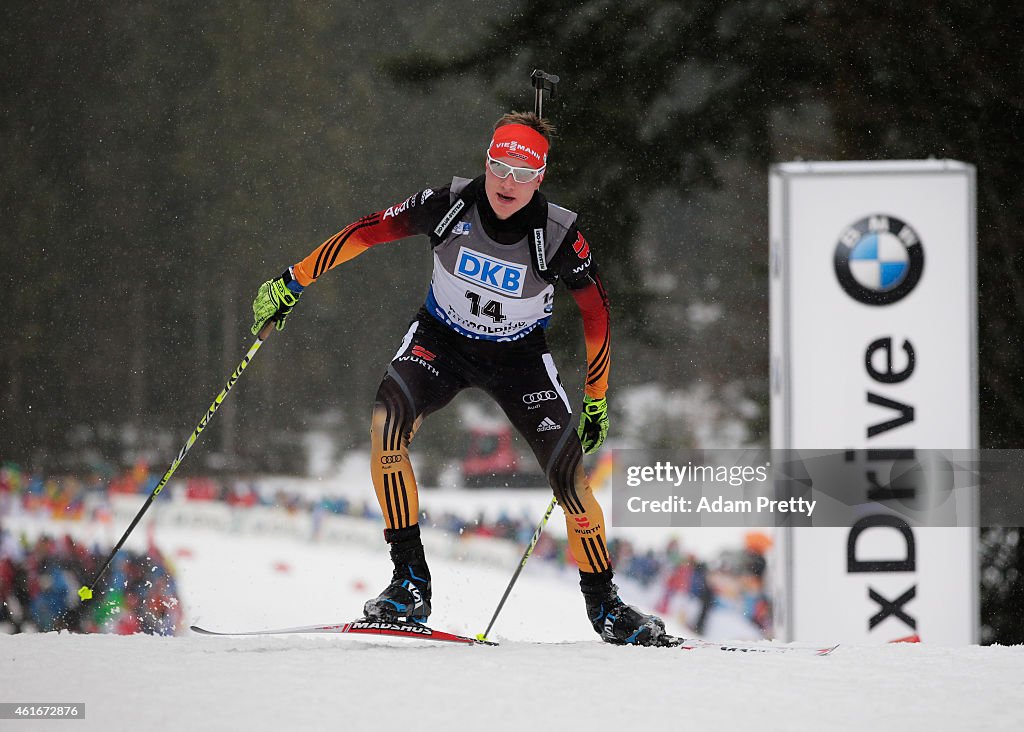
[8,632,1023,732]
[3,513,1023,731]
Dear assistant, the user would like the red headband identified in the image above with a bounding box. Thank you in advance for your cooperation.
[488,124,549,169]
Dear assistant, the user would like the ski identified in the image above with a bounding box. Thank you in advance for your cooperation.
[189,619,498,646]
[660,635,838,656]
[189,621,834,655]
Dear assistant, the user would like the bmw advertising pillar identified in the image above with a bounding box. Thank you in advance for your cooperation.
[769,160,978,644]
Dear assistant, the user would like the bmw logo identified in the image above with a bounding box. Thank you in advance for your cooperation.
[834,215,924,305]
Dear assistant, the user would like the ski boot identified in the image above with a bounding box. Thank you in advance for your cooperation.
[581,570,666,646]
[363,525,432,624]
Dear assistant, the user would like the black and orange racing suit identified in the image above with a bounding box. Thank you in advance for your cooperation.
[291,177,613,575]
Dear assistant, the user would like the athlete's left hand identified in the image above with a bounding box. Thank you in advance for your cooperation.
[577,396,609,454]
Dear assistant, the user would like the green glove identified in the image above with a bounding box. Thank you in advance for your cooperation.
[577,395,609,454]
[251,269,303,336]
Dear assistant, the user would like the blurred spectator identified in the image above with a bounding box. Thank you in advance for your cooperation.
[0,525,182,636]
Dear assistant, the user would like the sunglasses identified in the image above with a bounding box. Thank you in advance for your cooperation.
[486,153,546,183]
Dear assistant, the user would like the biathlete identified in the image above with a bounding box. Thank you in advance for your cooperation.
[251,112,666,645]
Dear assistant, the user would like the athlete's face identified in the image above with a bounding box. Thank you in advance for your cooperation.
[484,154,543,219]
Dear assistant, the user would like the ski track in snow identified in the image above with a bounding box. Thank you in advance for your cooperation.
[3,518,1023,731]
[5,635,1023,732]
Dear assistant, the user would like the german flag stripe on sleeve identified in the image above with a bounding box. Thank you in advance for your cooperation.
[292,206,420,287]
[570,278,611,399]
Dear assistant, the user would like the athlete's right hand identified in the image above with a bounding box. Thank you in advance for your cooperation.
[251,268,303,335]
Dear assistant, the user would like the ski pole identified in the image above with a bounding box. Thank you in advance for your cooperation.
[476,496,557,642]
[77,320,277,604]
